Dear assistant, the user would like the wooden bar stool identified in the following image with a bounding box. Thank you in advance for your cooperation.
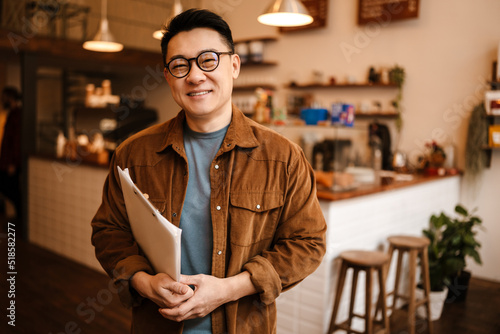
[386,235,433,334]
[328,250,390,334]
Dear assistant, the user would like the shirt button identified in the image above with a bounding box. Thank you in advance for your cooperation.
[214,164,219,170]
[256,204,261,209]
[172,212,177,217]
[217,250,222,255]
[216,206,221,211]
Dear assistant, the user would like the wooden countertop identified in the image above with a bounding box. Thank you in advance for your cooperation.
[31,155,460,203]
[317,173,460,202]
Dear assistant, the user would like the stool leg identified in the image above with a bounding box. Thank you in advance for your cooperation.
[329,260,348,333]
[392,248,404,311]
[348,268,360,332]
[421,247,433,334]
[407,249,417,334]
[375,245,393,321]
[365,267,374,334]
[378,263,390,333]
[375,245,393,319]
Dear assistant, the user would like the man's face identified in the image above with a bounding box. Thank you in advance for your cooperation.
[164,28,240,130]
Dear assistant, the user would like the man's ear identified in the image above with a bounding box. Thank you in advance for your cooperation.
[231,53,241,80]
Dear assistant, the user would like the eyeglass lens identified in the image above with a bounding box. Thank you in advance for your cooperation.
[168,51,221,78]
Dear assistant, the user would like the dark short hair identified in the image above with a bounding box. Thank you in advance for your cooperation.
[2,86,21,101]
[160,8,235,68]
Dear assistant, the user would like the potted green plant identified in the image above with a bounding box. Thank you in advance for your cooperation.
[417,204,483,319]
[420,205,483,310]
[436,205,482,302]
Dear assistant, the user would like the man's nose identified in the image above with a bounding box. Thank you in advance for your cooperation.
[186,62,206,84]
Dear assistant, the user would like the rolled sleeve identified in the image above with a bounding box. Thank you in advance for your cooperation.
[242,255,282,305]
[114,255,154,307]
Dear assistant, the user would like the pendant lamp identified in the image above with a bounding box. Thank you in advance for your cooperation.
[258,0,313,27]
[153,0,183,40]
[83,0,123,52]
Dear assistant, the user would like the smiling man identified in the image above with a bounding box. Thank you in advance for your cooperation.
[91,9,326,334]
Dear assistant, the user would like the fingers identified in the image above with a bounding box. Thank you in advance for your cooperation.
[158,304,191,322]
[158,298,201,322]
[143,273,193,308]
[170,281,192,295]
[179,274,198,287]
[180,274,208,288]
[156,283,193,308]
[158,274,222,322]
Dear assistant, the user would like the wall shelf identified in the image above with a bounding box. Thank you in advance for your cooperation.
[234,36,278,44]
[287,82,399,89]
[234,37,278,92]
[285,81,401,120]
[233,84,276,92]
[241,60,278,67]
[355,112,399,119]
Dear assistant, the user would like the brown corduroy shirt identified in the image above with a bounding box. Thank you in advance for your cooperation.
[91,106,327,333]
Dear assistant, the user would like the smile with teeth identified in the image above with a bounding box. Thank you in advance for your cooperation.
[188,90,211,96]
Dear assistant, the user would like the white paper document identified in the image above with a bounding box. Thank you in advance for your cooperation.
[117,166,181,281]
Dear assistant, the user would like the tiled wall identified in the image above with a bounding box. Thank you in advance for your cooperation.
[29,157,108,272]
[276,176,461,334]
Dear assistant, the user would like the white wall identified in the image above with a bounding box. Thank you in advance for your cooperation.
[217,0,500,282]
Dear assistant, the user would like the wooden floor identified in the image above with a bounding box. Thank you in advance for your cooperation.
[1,219,500,333]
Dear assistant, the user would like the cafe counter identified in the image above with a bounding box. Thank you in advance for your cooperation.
[276,173,461,334]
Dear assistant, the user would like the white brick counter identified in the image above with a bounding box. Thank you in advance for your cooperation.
[276,175,461,334]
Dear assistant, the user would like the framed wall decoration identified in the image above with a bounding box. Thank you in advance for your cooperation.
[280,0,328,32]
[358,0,420,25]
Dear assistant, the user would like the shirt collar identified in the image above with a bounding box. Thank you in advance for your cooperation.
[156,105,259,154]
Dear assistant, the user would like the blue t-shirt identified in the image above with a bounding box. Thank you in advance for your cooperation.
[180,123,228,333]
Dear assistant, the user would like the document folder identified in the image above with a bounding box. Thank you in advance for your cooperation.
[117,166,181,281]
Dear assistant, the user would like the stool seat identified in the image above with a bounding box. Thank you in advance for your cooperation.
[341,250,390,267]
[387,235,429,249]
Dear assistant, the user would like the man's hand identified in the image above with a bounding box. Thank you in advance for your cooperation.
[131,271,194,308]
[159,271,257,322]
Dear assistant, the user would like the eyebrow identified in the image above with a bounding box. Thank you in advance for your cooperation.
[167,48,220,63]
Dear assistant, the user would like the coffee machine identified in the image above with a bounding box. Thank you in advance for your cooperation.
[368,122,392,170]
[312,139,352,172]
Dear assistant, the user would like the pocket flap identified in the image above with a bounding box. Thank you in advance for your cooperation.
[230,192,283,212]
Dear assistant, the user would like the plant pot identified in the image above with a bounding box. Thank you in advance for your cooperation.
[415,286,448,321]
[446,270,471,303]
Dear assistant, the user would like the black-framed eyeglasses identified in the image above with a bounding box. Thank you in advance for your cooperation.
[166,51,234,78]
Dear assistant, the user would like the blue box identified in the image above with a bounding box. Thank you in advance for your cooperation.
[340,104,355,127]
[300,108,329,125]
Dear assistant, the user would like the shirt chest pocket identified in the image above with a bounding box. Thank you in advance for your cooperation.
[229,191,284,247]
